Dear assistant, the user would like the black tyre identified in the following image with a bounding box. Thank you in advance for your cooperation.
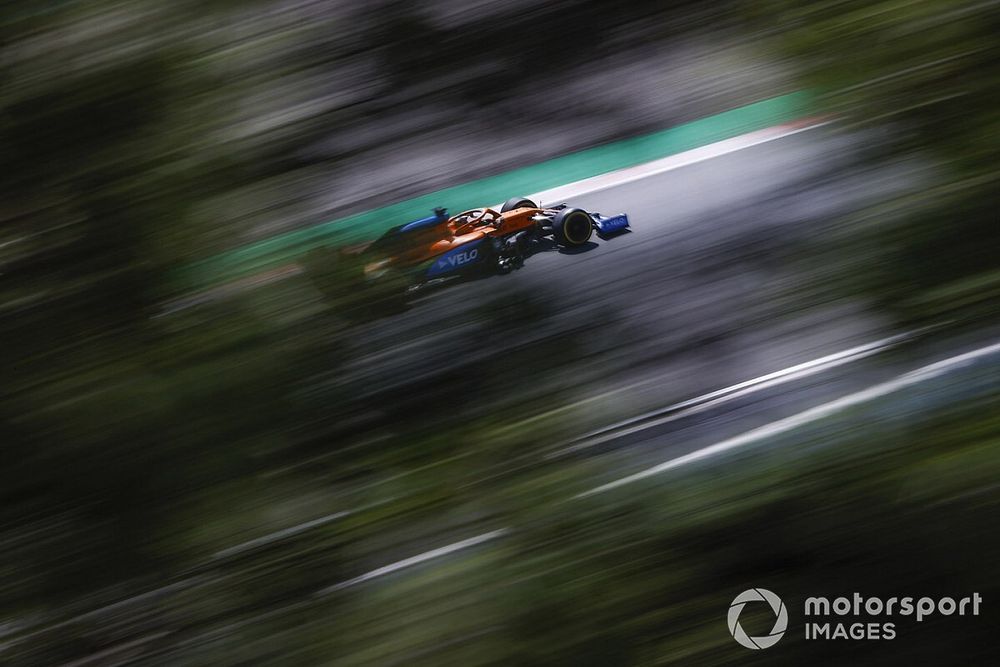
[501,196,537,212]
[551,208,594,246]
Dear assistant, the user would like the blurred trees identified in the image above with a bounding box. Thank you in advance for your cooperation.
[756,0,1000,322]
[0,0,333,621]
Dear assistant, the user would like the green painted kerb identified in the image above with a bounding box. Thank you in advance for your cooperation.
[183,91,812,289]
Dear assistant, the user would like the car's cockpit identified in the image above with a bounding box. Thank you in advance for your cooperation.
[450,208,501,235]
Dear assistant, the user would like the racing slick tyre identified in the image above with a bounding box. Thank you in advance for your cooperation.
[551,208,594,247]
[501,196,537,212]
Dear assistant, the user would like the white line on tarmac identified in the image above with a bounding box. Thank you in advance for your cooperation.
[491,119,832,209]
[547,328,924,458]
[577,340,1000,497]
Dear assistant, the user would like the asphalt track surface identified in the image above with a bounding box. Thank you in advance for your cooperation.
[342,124,916,414]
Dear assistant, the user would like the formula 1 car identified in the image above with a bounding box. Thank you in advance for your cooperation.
[362,196,629,285]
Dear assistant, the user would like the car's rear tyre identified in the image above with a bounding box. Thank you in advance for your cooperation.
[551,208,594,246]
[501,196,537,212]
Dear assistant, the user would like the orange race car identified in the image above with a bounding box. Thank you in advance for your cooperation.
[362,196,629,285]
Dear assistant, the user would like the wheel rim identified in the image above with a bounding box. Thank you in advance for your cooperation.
[564,213,592,244]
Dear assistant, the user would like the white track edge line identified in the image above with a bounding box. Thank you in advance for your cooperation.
[577,340,1000,497]
[490,120,832,209]
[547,329,919,458]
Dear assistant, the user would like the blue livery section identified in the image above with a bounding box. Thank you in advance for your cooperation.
[426,239,487,278]
[400,210,448,233]
[593,213,630,235]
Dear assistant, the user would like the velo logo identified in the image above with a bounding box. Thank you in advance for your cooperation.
[728,588,788,650]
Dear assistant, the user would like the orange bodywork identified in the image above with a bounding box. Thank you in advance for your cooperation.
[372,206,540,269]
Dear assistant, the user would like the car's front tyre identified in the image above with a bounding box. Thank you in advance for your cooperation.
[551,208,594,246]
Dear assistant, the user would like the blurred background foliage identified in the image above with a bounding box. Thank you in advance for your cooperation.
[1,0,998,664]
[754,0,1000,322]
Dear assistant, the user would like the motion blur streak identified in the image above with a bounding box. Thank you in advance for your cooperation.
[212,511,350,560]
[579,340,1000,497]
[549,327,923,458]
[3,0,999,664]
[318,529,508,594]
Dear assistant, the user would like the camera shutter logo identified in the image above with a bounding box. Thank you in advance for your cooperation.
[728,588,788,649]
